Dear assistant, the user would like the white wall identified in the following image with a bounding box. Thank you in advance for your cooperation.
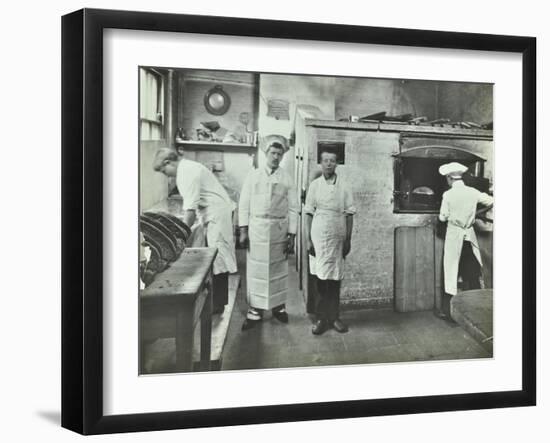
[140,140,170,211]
[1,1,546,443]
[257,73,335,174]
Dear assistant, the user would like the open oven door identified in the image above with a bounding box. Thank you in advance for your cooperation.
[393,135,490,213]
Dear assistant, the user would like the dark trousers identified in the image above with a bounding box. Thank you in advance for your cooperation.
[458,241,482,291]
[315,278,341,323]
[212,272,229,310]
[442,241,482,317]
[441,292,453,317]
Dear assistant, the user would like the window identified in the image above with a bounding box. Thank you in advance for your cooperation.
[140,68,164,140]
[393,146,488,213]
[317,141,345,164]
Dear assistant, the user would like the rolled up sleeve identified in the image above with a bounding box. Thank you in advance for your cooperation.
[343,182,356,215]
[478,191,494,207]
[304,180,317,215]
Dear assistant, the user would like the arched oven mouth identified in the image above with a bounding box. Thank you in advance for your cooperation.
[393,145,489,213]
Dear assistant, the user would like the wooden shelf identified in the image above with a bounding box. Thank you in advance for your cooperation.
[175,140,257,152]
[304,118,493,139]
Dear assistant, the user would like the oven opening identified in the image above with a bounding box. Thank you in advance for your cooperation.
[393,146,487,214]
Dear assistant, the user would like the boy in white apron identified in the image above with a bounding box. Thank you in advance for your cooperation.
[305,150,356,335]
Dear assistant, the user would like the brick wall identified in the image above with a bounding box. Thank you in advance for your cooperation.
[183,149,255,207]
[306,127,440,309]
[178,70,257,140]
[175,70,258,205]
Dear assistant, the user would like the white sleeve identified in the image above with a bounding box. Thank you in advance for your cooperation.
[343,181,357,215]
[178,164,201,212]
[439,192,450,222]
[477,191,494,207]
[238,171,253,227]
[304,180,317,215]
[287,174,299,235]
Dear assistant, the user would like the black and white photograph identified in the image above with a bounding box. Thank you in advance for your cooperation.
[138,67,495,374]
[2,0,545,440]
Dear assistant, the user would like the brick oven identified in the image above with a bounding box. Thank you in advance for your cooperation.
[294,119,494,312]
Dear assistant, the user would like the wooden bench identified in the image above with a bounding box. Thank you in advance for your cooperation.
[140,247,217,373]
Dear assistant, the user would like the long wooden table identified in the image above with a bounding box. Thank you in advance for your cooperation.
[140,247,217,373]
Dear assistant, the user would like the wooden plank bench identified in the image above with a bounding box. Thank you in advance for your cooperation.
[140,247,217,373]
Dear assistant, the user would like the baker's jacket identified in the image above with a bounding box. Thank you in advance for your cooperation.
[439,180,493,295]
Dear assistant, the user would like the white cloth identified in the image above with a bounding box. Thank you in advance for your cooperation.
[176,159,237,274]
[439,180,493,295]
[239,166,298,310]
[305,175,356,281]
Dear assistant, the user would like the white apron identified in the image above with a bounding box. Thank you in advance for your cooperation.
[199,205,237,275]
[443,223,482,295]
[309,181,347,281]
[246,181,289,310]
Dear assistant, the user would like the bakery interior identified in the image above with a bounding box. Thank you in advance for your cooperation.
[138,67,494,374]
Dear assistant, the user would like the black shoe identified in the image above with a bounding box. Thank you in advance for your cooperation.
[435,310,457,325]
[332,319,349,333]
[272,310,289,324]
[312,319,329,335]
[444,316,458,325]
[212,305,225,315]
[241,318,260,331]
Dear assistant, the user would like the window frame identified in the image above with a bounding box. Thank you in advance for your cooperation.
[139,67,166,140]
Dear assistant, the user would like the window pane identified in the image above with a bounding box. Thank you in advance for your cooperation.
[140,68,163,141]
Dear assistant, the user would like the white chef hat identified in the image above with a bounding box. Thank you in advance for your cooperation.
[260,134,289,153]
[439,162,468,178]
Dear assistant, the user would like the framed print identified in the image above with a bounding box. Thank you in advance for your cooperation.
[61,8,536,435]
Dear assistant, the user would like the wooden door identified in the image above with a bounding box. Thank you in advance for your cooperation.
[394,225,436,312]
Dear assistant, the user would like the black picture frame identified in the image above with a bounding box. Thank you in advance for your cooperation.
[61,8,536,435]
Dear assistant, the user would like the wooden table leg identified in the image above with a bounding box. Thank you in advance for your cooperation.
[175,300,194,372]
[199,278,213,371]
